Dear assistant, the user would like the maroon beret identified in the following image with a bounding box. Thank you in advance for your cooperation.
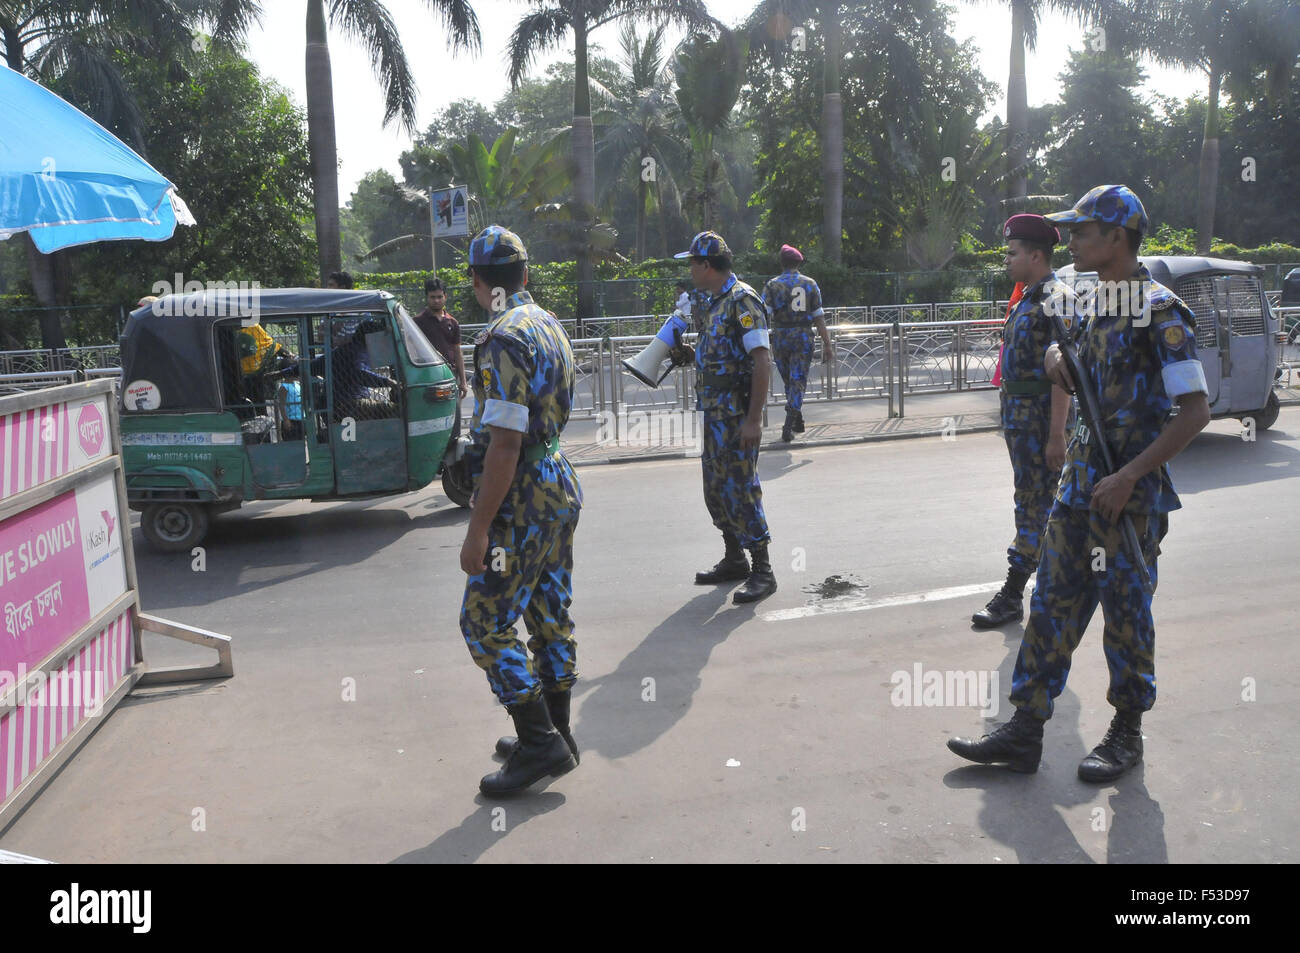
[779,243,804,263]
[1002,214,1059,246]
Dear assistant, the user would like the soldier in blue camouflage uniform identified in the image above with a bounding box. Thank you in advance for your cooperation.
[761,244,832,442]
[972,215,1076,628]
[457,225,584,796]
[949,186,1211,781]
[673,231,778,604]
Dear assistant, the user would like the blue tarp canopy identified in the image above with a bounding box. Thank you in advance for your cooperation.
[0,64,194,252]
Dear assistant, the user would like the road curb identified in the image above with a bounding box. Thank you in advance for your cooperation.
[568,421,1004,467]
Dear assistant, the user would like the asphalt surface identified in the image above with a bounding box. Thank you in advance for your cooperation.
[1,406,1297,863]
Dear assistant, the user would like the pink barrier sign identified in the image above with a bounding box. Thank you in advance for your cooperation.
[0,490,92,674]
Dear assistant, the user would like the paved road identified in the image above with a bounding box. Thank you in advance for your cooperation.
[1,408,1296,863]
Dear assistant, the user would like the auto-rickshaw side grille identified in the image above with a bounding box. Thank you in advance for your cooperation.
[1225,276,1266,337]
[1174,277,1219,350]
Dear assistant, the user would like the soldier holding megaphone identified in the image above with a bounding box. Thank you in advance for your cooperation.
[673,230,777,604]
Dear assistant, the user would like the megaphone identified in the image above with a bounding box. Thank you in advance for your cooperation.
[622,312,690,387]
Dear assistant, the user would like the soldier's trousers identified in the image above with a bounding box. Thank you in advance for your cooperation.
[702,412,769,548]
[772,327,813,412]
[1003,425,1059,575]
[460,517,579,706]
[1010,502,1168,720]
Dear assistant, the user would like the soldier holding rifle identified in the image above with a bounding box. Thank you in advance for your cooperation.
[948,186,1210,781]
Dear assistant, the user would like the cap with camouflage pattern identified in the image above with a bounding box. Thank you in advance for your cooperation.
[468,225,528,265]
[674,230,733,260]
[1045,185,1149,232]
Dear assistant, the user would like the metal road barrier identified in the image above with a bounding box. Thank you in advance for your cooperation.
[452,316,1004,424]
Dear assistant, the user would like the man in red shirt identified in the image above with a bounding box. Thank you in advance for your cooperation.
[414,278,468,435]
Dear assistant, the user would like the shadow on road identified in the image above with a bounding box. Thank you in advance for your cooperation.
[944,625,1169,863]
[390,792,566,864]
[759,450,815,481]
[131,495,465,611]
[1173,428,1299,494]
[569,587,749,761]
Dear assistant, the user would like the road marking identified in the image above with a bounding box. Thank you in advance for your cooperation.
[762,579,1026,622]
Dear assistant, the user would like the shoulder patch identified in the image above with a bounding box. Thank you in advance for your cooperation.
[479,366,492,389]
[739,312,754,329]
[1162,324,1187,349]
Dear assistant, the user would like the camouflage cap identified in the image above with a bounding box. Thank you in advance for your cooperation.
[674,230,732,260]
[1045,185,1148,232]
[468,225,528,266]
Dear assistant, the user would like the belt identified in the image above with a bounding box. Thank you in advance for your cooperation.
[698,370,746,388]
[521,435,560,463]
[1002,379,1052,396]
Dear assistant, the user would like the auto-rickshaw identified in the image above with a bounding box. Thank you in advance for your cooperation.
[1057,256,1284,430]
[119,288,472,552]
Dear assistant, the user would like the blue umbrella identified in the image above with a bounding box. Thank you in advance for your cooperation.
[0,64,194,253]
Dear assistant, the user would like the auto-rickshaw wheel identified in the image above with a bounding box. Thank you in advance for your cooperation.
[141,502,211,553]
[441,459,473,509]
[1242,392,1280,431]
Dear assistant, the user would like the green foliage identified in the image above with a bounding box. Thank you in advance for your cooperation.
[60,45,316,328]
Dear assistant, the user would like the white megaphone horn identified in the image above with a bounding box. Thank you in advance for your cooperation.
[622,312,690,387]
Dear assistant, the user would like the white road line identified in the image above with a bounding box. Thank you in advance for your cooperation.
[762,579,1027,622]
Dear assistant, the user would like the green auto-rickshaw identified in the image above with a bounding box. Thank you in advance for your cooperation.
[120,288,471,552]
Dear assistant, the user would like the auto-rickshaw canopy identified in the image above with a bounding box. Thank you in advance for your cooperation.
[120,288,396,413]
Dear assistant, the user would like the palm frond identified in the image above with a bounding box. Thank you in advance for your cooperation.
[330,0,418,133]
[507,6,571,89]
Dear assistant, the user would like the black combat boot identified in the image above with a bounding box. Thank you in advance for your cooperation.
[971,568,1031,628]
[695,533,750,584]
[792,410,805,433]
[480,695,577,796]
[733,542,777,604]
[1078,709,1143,783]
[495,689,578,763]
[781,410,795,443]
[947,708,1044,773]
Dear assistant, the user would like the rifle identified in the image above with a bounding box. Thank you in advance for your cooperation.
[1047,306,1153,590]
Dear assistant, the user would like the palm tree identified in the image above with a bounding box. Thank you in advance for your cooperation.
[970,1,1115,204]
[744,1,845,261]
[1133,0,1299,252]
[506,0,714,321]
[672,27,747,232]
[746,2,949,263]
[0,0,246,347]
[595,24,687,261]
[304,0,481,283]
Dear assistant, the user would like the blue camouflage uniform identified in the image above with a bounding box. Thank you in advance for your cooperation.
[1010,187,1208,720]
[677,231,772,548]
[762,270,824,413]
[459,226,583,707]
[999,273,1077,575]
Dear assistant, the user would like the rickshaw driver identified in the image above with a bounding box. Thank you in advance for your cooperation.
[456,225,583,797]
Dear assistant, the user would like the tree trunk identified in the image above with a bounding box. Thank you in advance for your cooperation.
[636,160,648,262]
[1195,66,1221,255]
[820,5,844,263]
[657,178,669,258]
[1006,0,1029,203]
[306,0,341,283]
[572,16,597,332]
[24,235,67,350]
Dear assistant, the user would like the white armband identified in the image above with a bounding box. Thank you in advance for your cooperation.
[743,328,771,353]
[481,398,529,432]
[1161,360,1208,398]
